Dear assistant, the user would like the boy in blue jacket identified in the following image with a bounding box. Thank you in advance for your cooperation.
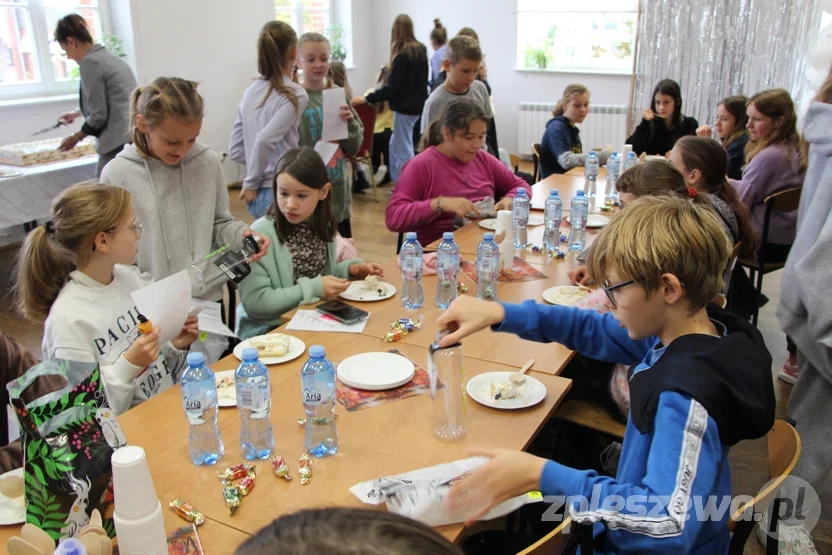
[439,195,775,554]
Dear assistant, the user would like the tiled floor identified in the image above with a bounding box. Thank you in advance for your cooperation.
[1,180,828,554]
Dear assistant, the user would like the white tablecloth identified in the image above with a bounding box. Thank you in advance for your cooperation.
[0,156,97,229]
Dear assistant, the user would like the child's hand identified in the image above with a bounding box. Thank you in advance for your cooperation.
[351,96,367,107]
[322,275,350,299]
[348,263,384,279]
[243,229,271,263]
[568,265,592,285]
[446,447,548,526]
[436,296,505,347]
[239,188,258,203]
[494,197,513,212]
[696,124,712,137]
[171,316,200,350]
[125,327,161,368]
[440,197,478,218]
[339,105,354,122]
[642,108,655,121]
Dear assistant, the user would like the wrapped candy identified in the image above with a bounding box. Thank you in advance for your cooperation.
[457,281,469,294]
[271,455,292,481]
[390,318,420,333]
[556,252,566,259]
[531,245,542,252]
[237,475,256,496]
[137,314,153,335]
[383,330,404,342]
[223,483,242,516]
[217,462,255,482]
[560,234,568,243]
[299,454,312,485]
[169,498,205,526]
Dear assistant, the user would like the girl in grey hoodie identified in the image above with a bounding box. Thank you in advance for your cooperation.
[101,77,270,363]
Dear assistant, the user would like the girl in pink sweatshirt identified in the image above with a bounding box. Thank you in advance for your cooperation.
[385,98,530,246]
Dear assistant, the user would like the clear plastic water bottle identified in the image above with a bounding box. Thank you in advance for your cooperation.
[235,348,274,460]
[606,152,620,205]
[476,232,500,301]
[399,232,424,317]
[584,152,599,197]
[623,151,638,172]
[180,352,224,466]
[436,232,460,309]
[568,190,589,252]
[188,235,263,297]
[302,345,338,457]
[512,189,530,249]
[543,190,563,254]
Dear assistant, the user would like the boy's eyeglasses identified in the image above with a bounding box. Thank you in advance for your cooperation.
[601,279,636,308]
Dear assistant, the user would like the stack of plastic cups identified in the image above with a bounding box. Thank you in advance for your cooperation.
[111,446,167,555]
[494,210,514,274]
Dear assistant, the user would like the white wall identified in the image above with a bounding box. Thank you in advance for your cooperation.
[0,97,81,146]
[357,0,634,155]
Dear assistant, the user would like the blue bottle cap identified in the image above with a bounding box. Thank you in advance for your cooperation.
[611,152,618,156]
[442,232,454,241]
[577,190,585,196]
[516,189,527,197]
[483,232,494,241]
[186,352,205,366]
[549,190,559,197]
[405,231,417,240]
[588,151,597,157]
[309,345,325,358]
[241,347,259,361]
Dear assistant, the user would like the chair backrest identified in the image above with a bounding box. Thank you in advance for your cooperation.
[353,104,377,158]
[727,419,801,534]
[516,516,575,555]
[509,153,521,173]
[532,143,542,182]
[760,187,802,246]
[713,294,728,309]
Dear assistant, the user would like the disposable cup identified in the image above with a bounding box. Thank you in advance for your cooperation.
[111,446,158,520]
[113,501,166,555]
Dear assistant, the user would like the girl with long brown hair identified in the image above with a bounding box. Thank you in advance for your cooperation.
[626,79,699,156]
[352,14,429,185]
[696,96,749,179]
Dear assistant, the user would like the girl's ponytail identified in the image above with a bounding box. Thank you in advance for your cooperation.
[16,225,74,322]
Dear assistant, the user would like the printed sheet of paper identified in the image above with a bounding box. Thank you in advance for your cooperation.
[314,141,339,165]
[285,309,368,333]
[130,270,190,344]
[190,298,237,338]
[322,86,348,141]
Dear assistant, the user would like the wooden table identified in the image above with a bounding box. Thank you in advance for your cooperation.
[564,166,608,178]
[531,172,608,211]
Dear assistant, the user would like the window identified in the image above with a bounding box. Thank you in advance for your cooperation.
[275,0,352,67]
[516,0,638,73]
[0,0,106,99]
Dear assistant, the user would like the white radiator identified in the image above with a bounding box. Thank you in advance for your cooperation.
[517,103,629,157]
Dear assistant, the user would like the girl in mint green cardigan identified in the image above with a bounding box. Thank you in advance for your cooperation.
[237,148,382,339]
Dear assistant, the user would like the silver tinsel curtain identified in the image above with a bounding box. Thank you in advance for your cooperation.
[630,0,822,131]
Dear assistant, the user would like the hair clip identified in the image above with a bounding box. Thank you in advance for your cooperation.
[687,186,697,198]
[43,220,54,234]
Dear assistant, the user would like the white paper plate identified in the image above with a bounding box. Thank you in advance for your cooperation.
[0,468,25,525]
[214,369,236,407]
[233,334,306,365]
[542,285,592,306]
[340,280,396,302]
[466,372,547,410]
[566,214,610,228]
[479,214,544,230]
[337,352,415,391]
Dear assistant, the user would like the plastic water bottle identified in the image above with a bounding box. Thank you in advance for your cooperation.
[436,232,460,309]
[512,189,530,249]
[568,190,589,252]
[606,152,621,205]
[476,232,500,301]
[543,190,563,254]
[302,345,338,457]
[399,232,424,317]
[180,352,224,466]
[235,348,274,460]
[623,151,638,172]
[584,152,599,197]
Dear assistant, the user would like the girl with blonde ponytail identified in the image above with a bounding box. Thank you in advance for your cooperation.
[229,20,309,218]
[15,182,199,415]
[539,84,609,178]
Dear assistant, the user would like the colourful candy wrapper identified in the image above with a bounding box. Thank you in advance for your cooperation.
[217,462,255,481]
[223,484,242,516]
[169,498,205,526]
[383,330,404,342]
[299,454,312,485]
[237,475,256,496]
[271,455,292,481]
[457,281,468,293]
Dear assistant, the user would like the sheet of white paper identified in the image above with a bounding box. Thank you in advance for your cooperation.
[349,457,540,526]
[130,270,190,344]
[285,309,368,334]
[314,141,339,165]
[190,299,238,338]
[322,87,349,142]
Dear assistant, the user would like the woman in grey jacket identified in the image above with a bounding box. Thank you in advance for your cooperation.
[54,14,137,176]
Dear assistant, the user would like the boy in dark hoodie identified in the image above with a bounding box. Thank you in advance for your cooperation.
[438,195,775,555]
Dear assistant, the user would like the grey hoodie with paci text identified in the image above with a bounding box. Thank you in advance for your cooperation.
[100,142,248,301]
[777,101,832,383]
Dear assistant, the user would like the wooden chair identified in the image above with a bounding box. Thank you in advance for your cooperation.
[553,398,626,440]
[727,419,801,555]
[532,143,542,182]
[510,153,521,174]
[396,232,404,254]
[737,187,801,326]
[352,103,379,202]
[713,294,728,309]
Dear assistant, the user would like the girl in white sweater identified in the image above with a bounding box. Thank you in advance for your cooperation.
[16,183,199,415]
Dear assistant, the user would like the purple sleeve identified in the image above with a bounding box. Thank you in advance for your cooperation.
[488,153,531,199]
[729,148,778,208]
[385,157,437,232]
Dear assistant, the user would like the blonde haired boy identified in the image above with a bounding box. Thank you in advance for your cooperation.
[438,196,775,554]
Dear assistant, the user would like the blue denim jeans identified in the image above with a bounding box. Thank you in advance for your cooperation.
[246,187,273,219]
[390,112,420,183]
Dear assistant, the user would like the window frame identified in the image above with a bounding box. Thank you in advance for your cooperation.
[274,0,353,69]
[0,0,111,101]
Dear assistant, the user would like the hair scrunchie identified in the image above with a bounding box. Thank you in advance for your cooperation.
[43,220,55,234]
[687,186,697,199]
